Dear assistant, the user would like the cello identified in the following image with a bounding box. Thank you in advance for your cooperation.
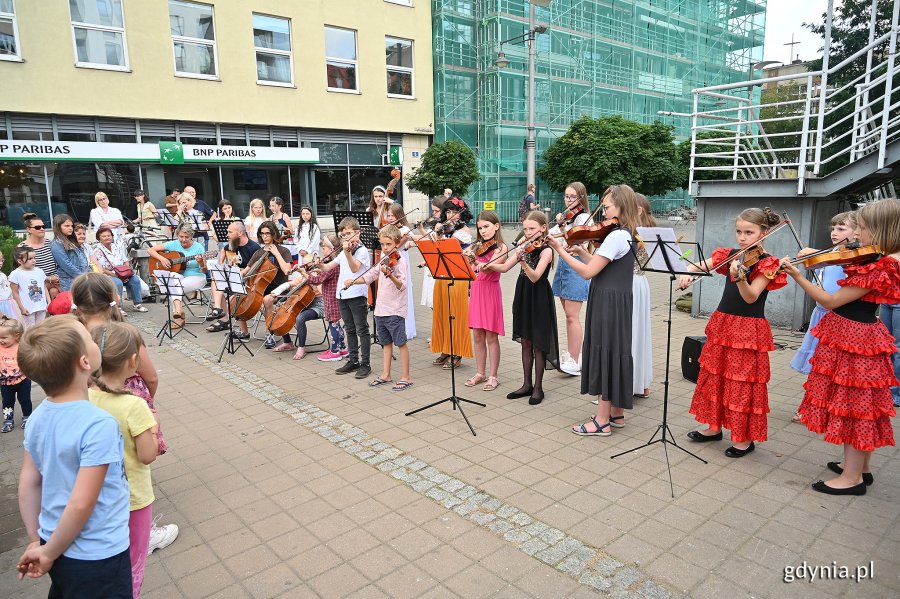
[230,253,279,321]
[265,278,317,336]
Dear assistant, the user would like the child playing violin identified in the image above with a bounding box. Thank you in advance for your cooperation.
[678,207,786,457]
[304,234,348,362]
[789,211,858,422]
[780,199,900,495]
[344,225,412,391]
[492,210,559,405]
[550,182,593,376]
[384,203,417,341]
[465,211,507,392]
[547,185,638,434]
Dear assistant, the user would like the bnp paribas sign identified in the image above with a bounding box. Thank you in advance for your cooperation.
[0,141,318,164]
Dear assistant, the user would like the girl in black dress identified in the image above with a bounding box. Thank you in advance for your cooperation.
[548,185,641,436]
[490,210,559,405]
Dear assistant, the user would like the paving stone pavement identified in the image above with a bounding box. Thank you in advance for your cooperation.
[0,223,897,598]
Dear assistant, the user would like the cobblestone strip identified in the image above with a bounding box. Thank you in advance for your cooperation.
[136,319,685,599]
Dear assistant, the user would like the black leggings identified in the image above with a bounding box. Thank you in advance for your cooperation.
[2,379,32,421]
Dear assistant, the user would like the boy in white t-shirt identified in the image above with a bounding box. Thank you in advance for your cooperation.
[9,246,48,328]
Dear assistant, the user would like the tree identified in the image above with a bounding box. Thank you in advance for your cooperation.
[406,140,480,198]
[537,115,684,196]
[678,130,740,184]
[758,82,806,169]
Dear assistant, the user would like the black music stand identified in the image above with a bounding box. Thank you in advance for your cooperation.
[610,230,710,497]
[153,271,197,345]
[211,219,232,247]
[406,238,484,436]
[156,209,179,232]
[210,263,254,362]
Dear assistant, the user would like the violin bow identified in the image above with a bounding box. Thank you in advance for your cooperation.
[342,248,398,290]
[781,211,823,287]
[482,230,544,268]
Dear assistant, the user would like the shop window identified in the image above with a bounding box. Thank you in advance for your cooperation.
[0,0,20,61]
[68,0,128,70]
[310,142,347,164]
[169,0,217,79]
[350,166,399,211]
[385,36,413,98]
[253,13,293,86]
[348,144,384,165]
[314,167,349,216]
[325,26,357,92]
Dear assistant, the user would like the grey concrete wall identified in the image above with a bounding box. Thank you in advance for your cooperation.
[690,196,847,329]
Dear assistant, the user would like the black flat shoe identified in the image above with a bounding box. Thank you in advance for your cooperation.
[724,442,755,458]
[506,387,533,400]
[528,390,544,405]
[686,430,723,443]
[826,462,874,486]
[812,480,867,496]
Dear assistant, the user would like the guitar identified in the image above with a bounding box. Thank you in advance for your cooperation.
[149,248,218,274]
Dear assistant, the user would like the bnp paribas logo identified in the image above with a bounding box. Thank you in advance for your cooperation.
[159,141,184,164]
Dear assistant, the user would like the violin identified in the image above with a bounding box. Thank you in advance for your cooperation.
[518,235,549,256]
[733,245,765,281]
[764,243,881,279]
[465,238,499,265]
[561,217,620,246]
[556,204,584,226]
[343,249,400,290]
[435,219,465,237]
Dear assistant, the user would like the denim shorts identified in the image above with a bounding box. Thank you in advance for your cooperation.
[552,256,589,301]
[375,315,407,347]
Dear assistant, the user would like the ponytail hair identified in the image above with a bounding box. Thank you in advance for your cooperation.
[737,207,781,230]
[90,322,143,395]
[71,273,123,323]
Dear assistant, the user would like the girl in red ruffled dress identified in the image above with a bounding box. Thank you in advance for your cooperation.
[678,208,786,458]
[781,198,900,496]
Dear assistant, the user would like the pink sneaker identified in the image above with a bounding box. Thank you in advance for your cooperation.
[317,349,343,362]
[339,349,349,358]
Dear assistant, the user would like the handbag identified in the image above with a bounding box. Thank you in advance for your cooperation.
[113,263,134,280]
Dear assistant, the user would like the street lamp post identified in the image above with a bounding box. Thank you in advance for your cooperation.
[496,1,551,190]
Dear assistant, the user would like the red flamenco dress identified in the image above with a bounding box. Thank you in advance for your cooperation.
[799,256,900,451]
[689,248,786,443]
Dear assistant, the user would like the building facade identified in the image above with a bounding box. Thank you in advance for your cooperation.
[432,0,767,216]
[0,0,433,228]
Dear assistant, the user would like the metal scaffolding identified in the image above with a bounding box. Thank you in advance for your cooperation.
[433,0,767,212]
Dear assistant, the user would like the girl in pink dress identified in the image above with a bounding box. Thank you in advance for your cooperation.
[466,211,507,391]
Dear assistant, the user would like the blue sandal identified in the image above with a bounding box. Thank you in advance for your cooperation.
[572,417,612,437]
[392,380,413,392]
[610,415,625,428]
[368,377,393,387]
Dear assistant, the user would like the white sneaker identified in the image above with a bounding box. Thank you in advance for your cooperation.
[560,358,581,376]
[148,522,179,553]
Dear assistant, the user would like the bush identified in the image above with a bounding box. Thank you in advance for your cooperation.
[0,226,22,275]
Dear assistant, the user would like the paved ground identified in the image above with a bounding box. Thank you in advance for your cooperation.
[1,223,897,598]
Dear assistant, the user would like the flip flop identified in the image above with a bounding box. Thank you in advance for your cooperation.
[392,380,413,392]
[368,377,393,387]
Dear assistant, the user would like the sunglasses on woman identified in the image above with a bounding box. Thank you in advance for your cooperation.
[29,225,46,230]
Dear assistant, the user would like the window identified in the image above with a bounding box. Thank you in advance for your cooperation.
[0,0,20,61]
[253,13,293,86]
[385,36,414,98]
[324,26,357,92]
[169,0,217,79]
[68,0,128,70]
[384,0,413,5]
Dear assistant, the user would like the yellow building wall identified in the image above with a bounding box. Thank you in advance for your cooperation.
[3,0,434,135]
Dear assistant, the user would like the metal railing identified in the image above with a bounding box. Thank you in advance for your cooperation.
[688,1,900,196]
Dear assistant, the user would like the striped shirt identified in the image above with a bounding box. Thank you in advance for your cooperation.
[18,241,57,278]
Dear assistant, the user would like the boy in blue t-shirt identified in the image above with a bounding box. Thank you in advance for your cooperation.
[17,315,131,597]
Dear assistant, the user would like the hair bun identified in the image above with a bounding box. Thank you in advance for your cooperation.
[762,207,781,227]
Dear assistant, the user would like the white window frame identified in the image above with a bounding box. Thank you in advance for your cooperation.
[384,0,413,6]
[252,12,294,88]
[67,0,129,71]
[0,0,21,62]
[385,36,414,100]
[324,25,359,94]
[169,0,218,81]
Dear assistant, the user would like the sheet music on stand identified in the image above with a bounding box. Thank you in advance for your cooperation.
[156,209,179,228]
[208,263,246,295]
[152,270,197,344]
[635,227,708,276]
[186,210,208,232]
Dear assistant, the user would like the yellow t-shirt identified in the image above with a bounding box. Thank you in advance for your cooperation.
[89,389,156,510]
